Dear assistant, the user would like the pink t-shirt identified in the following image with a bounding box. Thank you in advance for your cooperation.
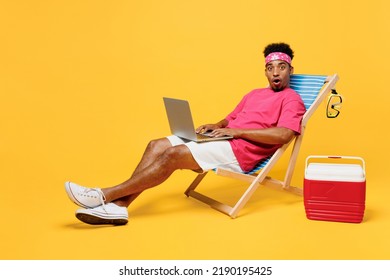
[225,87,306,172]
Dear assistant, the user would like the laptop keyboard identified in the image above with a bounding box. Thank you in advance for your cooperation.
[196,133,212,140]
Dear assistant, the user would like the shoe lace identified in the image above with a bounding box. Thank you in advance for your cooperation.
[85,188,106,207]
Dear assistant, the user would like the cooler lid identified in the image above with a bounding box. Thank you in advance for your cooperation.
[305,163,365,182]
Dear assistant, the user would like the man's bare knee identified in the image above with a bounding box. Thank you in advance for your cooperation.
[161,145,200,170]
[147,138,172,155]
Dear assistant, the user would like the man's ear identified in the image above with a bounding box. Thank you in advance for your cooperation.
[290,65,294,74]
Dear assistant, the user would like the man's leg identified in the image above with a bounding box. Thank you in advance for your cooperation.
[131,138,173,177]
[110,138,173,206]
[102,138,201,207]
[68,137,202,225]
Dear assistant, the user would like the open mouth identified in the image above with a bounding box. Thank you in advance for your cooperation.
[272,78,281,86]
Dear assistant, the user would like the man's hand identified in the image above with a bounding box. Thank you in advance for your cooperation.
[196,119,229,134]
[207,128,240,138]
[195,124,222,134]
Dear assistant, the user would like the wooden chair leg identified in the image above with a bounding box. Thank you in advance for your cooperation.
[184,172,208,196]
[283,130,304,189]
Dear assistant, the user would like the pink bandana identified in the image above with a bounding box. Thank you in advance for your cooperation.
[265,52,292,65]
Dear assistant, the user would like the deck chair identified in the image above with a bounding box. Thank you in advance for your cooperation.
[184,74,339,218]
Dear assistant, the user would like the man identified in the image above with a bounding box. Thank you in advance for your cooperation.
[65,42,306,225]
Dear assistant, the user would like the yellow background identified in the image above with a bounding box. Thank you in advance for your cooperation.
[1,0,389,259]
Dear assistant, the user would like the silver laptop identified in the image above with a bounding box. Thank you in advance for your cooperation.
[163,97,233,142]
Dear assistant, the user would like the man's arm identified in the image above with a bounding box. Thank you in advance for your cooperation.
[208,126,295,145]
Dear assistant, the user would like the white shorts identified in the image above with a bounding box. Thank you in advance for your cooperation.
[166,135,243,173]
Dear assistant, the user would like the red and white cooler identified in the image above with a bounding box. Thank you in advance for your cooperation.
[304,156,366,223]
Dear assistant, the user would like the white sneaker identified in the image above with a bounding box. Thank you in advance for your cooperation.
[65,181,106,208]
[75,203,128,225]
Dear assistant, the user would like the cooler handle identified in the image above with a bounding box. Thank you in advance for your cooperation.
[305,155,366,173]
